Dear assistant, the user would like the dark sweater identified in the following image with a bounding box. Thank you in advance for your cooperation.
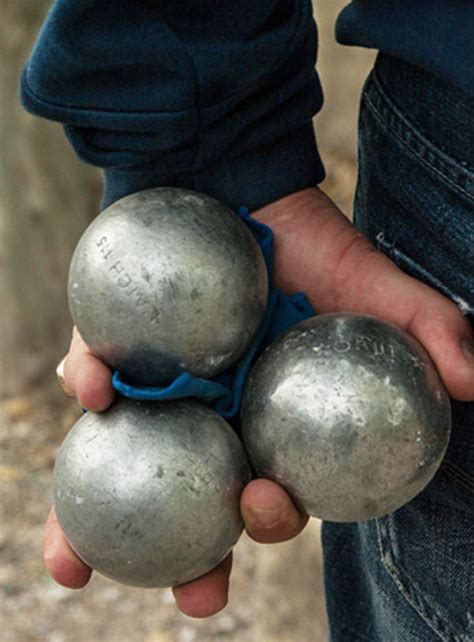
[21,1,474,210]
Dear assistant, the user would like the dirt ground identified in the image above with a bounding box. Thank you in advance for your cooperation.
[1,3,376,641]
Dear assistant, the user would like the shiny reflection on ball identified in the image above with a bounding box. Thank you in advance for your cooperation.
[241,313,451,522]
[68,188,268,385]
[54,399,252,587]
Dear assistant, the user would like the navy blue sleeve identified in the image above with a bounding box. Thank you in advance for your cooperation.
[337,1,474,96]
[21,1,324,211]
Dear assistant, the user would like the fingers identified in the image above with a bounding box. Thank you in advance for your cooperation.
[172,554,233,618]
[48,329,112,591]
[327,231,474,401]
[42,481,305,612]
[62,327,115,411]
[322,221,474,401]
[404,289,474,402]
[45,501,233,615]
[43,507,92,589]
[339,250,474,401]
[172,480,307,618]
[241,479,308,544]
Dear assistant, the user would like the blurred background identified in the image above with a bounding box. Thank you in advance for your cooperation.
[0,2,375,640]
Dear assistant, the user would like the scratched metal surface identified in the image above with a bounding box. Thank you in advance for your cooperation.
[54,398,252,587]
[242,313,451,522]
[68,188,268,385]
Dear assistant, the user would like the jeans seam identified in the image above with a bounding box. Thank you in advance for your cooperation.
[376,518,469,642]
[369,67,474,182]
[375,233,474,316]
[359,125,474,263]
[441,460,474,494]
[362,89,474,204]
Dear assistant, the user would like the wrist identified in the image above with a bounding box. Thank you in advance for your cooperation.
[101,124,325,212]
[253,187,369,310]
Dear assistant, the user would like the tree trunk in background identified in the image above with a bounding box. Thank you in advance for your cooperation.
[0,2,100,397]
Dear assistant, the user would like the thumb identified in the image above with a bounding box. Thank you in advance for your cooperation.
[405,294,474,402]
[241,479,308,544]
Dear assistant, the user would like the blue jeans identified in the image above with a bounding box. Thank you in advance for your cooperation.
[322,54,474,642]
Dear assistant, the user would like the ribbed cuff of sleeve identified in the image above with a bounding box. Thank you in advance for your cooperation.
[102,123,325,212]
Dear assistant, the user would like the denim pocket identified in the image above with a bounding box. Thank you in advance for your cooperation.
[354,65,474,641]
[375,455,474,642]
[354,66,474,316]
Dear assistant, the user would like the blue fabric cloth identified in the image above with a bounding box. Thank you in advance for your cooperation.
[336,1,474,97]
[113,207,315,417]
[322,53,474,642]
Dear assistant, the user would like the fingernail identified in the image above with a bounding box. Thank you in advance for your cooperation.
[461,339,474,365]
[249,505,281,529]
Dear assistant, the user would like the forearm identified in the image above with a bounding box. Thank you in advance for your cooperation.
[253,187,371,311]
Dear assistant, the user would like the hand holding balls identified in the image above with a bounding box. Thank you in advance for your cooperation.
[56,189,451,592]
[56,188,264,588]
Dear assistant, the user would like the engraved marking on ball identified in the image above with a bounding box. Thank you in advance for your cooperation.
[409,355,424,370]
[149,298,161,325]
[310,337,396,359]
[97,235,113,260]
[334,340,351,353]
[96,236,157,311]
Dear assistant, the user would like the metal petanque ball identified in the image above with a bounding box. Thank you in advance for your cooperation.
[68,187,268,385]
[54,398,252,588]
[241,313,451,522]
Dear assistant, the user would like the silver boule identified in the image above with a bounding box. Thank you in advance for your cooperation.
[54,399,252,587]
[68,188,268,384]
[241,313,451,522]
